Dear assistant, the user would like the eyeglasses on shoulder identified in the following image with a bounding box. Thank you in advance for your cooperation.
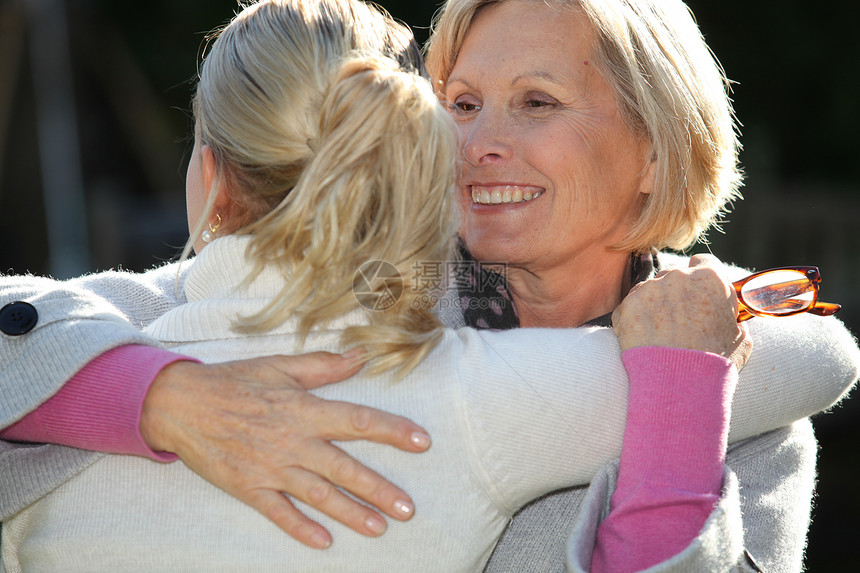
[733,266,841,322]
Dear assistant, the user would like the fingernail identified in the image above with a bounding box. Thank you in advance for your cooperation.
[394,500,414,517]
[410,432,431,449]
[365,515,387,535]
[311,532,331,549]
[341,347,365,360]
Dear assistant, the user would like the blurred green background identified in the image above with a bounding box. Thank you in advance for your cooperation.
[1,0,857,568]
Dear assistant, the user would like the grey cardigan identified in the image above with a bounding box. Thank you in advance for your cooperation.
[1,256,858,572]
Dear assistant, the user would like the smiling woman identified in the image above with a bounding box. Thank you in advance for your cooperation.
[423,0,856,571]
[442,2,656,327]
[427,0,741,329]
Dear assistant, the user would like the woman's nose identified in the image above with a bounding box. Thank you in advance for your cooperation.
[460,109,512,166]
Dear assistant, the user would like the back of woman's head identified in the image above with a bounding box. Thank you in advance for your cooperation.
[427,0,741,253]
[193,0,457,375]
[194,0,424,223]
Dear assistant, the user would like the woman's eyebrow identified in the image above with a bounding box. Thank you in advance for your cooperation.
[445,75,476,92]
[511,70,566,86]
[446,70,567,93]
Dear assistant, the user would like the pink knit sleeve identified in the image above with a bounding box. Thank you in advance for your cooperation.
[590,346,737,573]
[0,345,198,461]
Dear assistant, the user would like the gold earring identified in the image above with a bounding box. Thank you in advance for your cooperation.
[201,213,222,243]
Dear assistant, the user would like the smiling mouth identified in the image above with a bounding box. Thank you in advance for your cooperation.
[470,185,545,205]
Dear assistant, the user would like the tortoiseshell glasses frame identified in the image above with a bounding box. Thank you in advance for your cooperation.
[733,266,841,322]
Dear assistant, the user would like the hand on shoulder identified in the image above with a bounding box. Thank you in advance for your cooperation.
[613,254,752,371]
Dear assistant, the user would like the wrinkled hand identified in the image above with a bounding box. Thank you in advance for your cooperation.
[613,254,752,371]
[140,350,430,549]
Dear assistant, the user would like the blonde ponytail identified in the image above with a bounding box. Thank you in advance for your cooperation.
[241,55,458,376]
[189,0,458,376]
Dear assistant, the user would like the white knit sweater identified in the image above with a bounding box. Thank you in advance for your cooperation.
[2,236,857,572]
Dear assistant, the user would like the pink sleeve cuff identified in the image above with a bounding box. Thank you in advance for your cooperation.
[617,346,737,494]
[591,346,738,573]
[0,345,198,462]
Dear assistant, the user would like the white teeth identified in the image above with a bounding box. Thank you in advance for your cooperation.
[471,185,542,205]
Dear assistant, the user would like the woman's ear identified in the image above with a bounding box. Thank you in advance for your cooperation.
[201,144,239,228]
[638,151,657,196]
[200,144,219,203]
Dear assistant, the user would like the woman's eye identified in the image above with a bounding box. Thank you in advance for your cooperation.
[524,95,556,109]
[448,98,481,114]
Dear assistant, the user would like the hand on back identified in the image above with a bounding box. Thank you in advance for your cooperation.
[140,350,430,549]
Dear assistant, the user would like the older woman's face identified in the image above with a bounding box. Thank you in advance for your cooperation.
[445,0,654,271]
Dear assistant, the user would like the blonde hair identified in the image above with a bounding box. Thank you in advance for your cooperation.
[426,0,742,253]
[191,0,458,375]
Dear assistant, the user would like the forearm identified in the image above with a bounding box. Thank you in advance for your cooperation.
[568,421,816,572]
[0,345,193,460]
[591,347,735,573]
[0,264,187,427]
